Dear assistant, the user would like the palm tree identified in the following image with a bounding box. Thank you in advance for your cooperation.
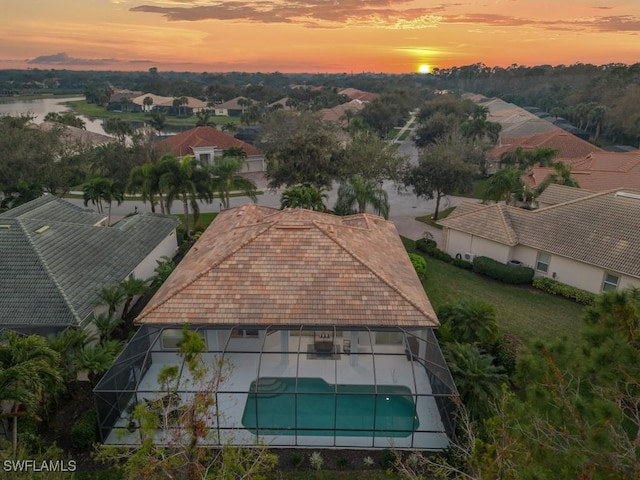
[82,176,123,225]
[127,163,163,213]
[97,284,126,318]
[483,167,523,205]
[160,155,212,237]
[438,300,500,348]
[91,313,122,345]
[443,342,507,421]
[73,344,118,387]
[143,96,154,112]
[280,185,328,211]
[221,122,237,134]
[195,111,216,127]
[148,111,167,134]
[119,275,149,320]
[209,156,258,209]
[0,332,64,455]
[334,175,390,219]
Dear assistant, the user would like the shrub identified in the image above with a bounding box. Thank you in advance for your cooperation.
[290,452,304,468]
[408,253,427,280]
[309,451,324,471]
[532,277,596,305]
[491,333,524,376]
[363,455,375,467]
[379,449,396,470]
[472,256,534,285]
[416,238,437,253]
[71,409,98,451]
[452,258,473,270]
[337,456,349,468]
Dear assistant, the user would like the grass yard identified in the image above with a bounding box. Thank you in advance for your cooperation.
[415,206,457,229]
[66,100,240,126]
[402,237,586,346]
[175,212,218,231]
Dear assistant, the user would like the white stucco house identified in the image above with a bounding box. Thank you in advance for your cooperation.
[438,185,640,294]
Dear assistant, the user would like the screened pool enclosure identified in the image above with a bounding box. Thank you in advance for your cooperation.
[94,324,457,450]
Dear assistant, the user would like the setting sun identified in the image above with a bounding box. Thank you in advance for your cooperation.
[418,64,430,74]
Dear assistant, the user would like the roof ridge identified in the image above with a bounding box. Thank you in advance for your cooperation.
[17,219,83,324]
[313,220,437,322]
[534,188,620,212]
[497,205,517,244]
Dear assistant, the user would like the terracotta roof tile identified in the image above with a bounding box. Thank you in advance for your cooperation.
[138,205,438,328]
[158,126,263,158]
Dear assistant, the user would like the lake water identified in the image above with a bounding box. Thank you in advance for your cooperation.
[0,96,110,135]
[0,96,187,136]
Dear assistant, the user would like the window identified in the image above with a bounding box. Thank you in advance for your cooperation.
[231,329,260,338]
[199,153,211,164]
[602,273,620,292]
[375,332,403,345]
[161,329,206,349]
[536,252,550,273]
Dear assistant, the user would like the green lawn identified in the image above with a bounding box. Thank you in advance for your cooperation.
[66,100,240,126]
[415,206,456,229]
[402,237,586,346]
[175,212,218,231]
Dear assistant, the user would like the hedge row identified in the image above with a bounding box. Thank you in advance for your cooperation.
[532,277,596,305]
[472,256,534,285]
[416,238,453,262]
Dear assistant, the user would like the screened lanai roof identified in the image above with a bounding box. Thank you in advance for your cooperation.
[138,205,439,328]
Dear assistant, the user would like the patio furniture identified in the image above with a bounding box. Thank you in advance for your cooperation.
[314,331,334,353]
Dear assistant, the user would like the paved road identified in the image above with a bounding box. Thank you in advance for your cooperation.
[65,127,478,245]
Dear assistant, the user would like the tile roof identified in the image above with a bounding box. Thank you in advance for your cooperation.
[319,100,365,124]
[535,184,595,206]
[0,196,178,328]
[158,126,263,158]
[523,151,640,191]
[490,129,603,160]
[138,205,439,328]
[338,88,380,103]
[439,189,640,278]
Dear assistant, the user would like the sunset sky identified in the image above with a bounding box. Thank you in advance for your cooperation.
[2,0,640,73]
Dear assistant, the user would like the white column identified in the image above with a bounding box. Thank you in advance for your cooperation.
[281,330,289,364]
[350,331,358,366]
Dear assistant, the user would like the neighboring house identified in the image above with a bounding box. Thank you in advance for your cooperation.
[95,205,457,450]
[524,151,640,192]
[489,129,603,164]
[438,185,640,294]
[0,196,179,335]
[338,88,379,103]
[36,121,114,150]
[214,97,250,117]
[158,126,266,172]
[318,99,365,126]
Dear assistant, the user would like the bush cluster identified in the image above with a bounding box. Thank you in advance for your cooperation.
[532,277,596,305]
[408,253,427,280]
[452,258,473,270]
[71,409,98,451]
[472,256,534,285]
[416,238,453,263]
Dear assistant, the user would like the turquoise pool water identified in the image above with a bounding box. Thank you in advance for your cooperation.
[241,377,419,437]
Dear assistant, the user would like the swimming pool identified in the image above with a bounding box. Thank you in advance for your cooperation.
[241,377,419,437]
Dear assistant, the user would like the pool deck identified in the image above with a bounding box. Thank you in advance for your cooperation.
[105,334,450,450]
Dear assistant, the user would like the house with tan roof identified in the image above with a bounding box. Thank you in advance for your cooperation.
[489,129,603,164]
[339,88,379,103]
[158,126,265,173]
[438,185,640,294]
[94,205,457,450]
[523,151,640,192]
[214,96,250,117]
